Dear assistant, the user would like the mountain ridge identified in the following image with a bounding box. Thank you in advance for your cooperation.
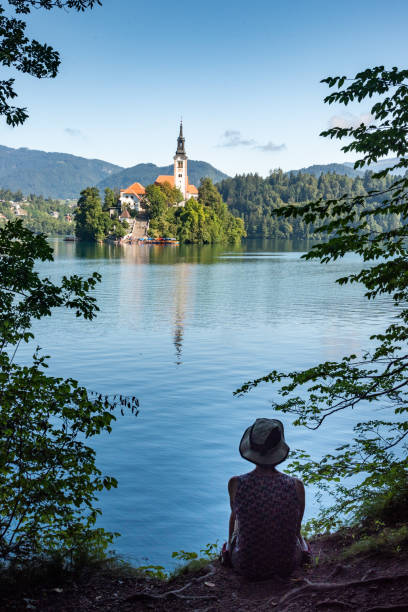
[291,157,403,178]
[0,145,228,199]
[0,145,124,199]
[0,143,403,199]
[96,160,229,193]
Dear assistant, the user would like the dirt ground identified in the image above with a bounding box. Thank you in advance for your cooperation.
[2,534,408,611]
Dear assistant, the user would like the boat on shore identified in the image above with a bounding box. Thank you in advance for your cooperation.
[138,236,179,245]
[64,235,78,242]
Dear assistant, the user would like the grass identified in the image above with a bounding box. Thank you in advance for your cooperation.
[169,557,213,581]
[340,525,408,560]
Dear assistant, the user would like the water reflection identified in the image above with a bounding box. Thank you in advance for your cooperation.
[54,238,316,265]
[173,265,191,365]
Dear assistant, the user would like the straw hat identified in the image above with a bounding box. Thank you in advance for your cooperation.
[239,418,289,466]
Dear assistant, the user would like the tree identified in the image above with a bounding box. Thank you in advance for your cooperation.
[75,187,111,242]
[158,181,183,206]
[145,184,168,219]
[103,187,118,211]
[177,198,208,243]
[199,177,227,218]
[236,66,408,531]
[0,220,138,562]
[0,1,101,125]
[110,219,127,238]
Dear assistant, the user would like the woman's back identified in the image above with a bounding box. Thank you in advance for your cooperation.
[232,469,301,579]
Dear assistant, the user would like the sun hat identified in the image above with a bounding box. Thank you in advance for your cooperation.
[239,418,289,466]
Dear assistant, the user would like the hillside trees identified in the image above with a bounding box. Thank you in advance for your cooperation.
[0,0,101,125]
[0,188,74,234]
[218,170,400,238]
[236,66,408,531]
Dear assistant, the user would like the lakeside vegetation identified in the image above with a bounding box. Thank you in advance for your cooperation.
[1,171,403,243]
[147,178,246,244]
[73,178,246,244]
[75,187,129,242]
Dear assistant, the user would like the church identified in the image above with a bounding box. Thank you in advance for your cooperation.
[119,123,198,211]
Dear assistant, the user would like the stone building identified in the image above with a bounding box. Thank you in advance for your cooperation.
[119,123,198,210]
[154,123,198,202]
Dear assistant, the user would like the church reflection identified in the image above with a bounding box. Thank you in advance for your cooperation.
[172,264,191,366]
[174,315,184,366]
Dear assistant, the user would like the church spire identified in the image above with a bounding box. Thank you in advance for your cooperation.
[176,121,186,155]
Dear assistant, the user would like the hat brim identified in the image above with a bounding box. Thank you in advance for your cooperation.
[239,424,290,466]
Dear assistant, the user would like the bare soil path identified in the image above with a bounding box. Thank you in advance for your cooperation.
[3,535,408,611]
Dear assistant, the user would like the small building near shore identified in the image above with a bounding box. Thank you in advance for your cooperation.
[119,182,146,211]
[119,207,132,223]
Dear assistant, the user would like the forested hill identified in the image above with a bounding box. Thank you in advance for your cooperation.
[0,145,123,199]
[291,163,360,178]
[96,160,229,192]
[0,145,228,199]
[292,157,403,178]
[217,170,400,238]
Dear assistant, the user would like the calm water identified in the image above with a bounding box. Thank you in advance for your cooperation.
[20,238,393,567]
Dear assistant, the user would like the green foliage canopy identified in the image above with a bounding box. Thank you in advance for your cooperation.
[0,220,138,561]
[145,184,169,220]
[75,187,110,242]
[103,187,118,211]
[147,179,245,244]
[236,66,408,531]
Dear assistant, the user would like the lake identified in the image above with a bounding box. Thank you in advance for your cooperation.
[20,238,393,568]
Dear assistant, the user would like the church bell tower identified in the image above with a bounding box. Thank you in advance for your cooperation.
[174,121,188,199]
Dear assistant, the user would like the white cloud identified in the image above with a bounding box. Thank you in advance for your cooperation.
[219,130,256,147]
[255,141,286,152]
[218,130,285,153]
[329,113,374,129]
[65,127,84,138]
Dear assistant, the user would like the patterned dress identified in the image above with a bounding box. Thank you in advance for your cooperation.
[231,470,301,579]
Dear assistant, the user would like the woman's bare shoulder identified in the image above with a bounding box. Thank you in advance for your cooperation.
[228,475,239,491]
[293,477,305,504]
[228,476,239,505]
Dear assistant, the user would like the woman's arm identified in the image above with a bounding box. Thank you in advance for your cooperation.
[294,478,305,536]
[228,476,238,546]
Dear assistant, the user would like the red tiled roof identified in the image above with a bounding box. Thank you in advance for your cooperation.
[119,208,131,219]
[121,181,145,196]
[187,183,198,194]
[155,175,175,187]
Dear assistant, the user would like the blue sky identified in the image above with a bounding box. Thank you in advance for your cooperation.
[1,0,407,175]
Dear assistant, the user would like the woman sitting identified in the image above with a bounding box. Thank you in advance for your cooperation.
[227,418,310,580]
